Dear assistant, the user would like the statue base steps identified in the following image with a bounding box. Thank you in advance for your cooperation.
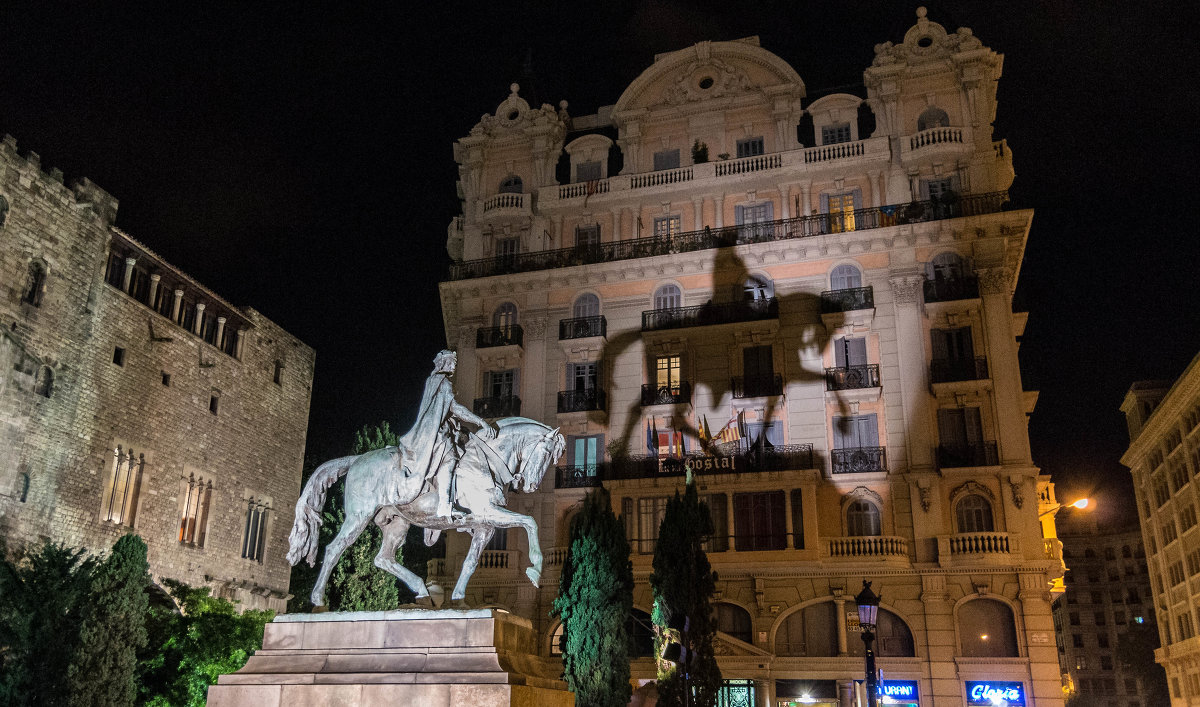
[206,608,573,707]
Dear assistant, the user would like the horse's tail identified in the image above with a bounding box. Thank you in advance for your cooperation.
[286,455,357,567]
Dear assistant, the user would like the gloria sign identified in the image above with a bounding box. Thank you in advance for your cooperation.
[965,681,1025,706]
[879,680,918,699]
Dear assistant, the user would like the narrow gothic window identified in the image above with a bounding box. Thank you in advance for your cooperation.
[273,360,283,386]
[103,446,144,526]
[23,262,45,307]
[34,366,53,398]
[241,497,270,562]
[178,473,212,547]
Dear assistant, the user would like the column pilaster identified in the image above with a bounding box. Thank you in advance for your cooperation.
[889,269,934,471]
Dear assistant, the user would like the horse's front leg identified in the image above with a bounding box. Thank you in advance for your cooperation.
[473,506,543,588]
[451,526,495,602]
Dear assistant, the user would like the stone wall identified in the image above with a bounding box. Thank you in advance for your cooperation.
[0,135,315,611]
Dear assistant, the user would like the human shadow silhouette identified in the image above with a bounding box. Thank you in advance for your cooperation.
[598,231,855,471]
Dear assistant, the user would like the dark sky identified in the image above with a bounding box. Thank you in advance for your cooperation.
[2,1,1195,525]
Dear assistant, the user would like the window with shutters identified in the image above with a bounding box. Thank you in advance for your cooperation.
[739,345,777,398]
[102,444,145,526]
[744,420,783,449]
[822,191,859,232]
[567,362,597,391]
[821,123,852,145]
[735,202,773,225]
[653,149,680,171]
[636,496,669,553]
[714,602,753,643]
[241,494,272,563]
[834,337,868,368]
[833,414,879,450]
[575,224,600,250]
[775,601,838,656]
[931,326,975,361]
[829,263,863,290]
[955,494,995,533]
[575,160,601,183]
[701,493,728,553]
[178,472,213,547]
[938,407,986,466]
[733,491,786,550]
[790,489,804,549]
[846,499,881,537]
[568,434,603,476]
[495,237,519,264]
[735,137,764,158]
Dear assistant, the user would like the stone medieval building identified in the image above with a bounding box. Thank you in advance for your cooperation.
[437,9,1066,707]
[0,134,314,612]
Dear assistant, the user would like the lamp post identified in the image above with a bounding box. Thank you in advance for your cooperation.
[856,579,881,707]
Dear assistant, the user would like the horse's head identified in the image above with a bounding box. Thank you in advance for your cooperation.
[513,425,564,493]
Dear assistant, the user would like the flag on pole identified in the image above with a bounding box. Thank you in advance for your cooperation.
[650,416,659,457]
[700,415,712,445]
[646,418,655,456]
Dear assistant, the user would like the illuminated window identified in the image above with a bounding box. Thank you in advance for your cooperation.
[178,473,213,547]
[652,215,681,239]
[493,302,518,329]
[825,192,857,232]
[102,445,144,526]
[241,495,271,563]
[655,355,682,394]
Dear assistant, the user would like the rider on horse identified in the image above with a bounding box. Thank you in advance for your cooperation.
[398,350,497,519]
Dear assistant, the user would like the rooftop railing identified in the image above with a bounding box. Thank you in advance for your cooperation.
[448,191,1010,280]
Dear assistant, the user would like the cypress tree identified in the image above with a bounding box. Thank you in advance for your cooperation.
[650,478,722,707]
[552,486,634,707]
[68,533,150,706]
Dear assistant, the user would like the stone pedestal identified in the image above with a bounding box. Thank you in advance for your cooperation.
[206,608,573,707]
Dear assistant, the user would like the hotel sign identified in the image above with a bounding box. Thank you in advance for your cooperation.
[965,681,1025,706]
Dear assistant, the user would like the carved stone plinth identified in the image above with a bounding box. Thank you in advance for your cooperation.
[206,609,573,707]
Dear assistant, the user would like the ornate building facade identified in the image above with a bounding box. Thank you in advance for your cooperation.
[0,134,314,611]
[438,9,1064,706]
[1122,353,1200,705]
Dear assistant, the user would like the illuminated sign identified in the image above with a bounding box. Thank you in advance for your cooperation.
[965,681,1025,706]
[880,680,918,699]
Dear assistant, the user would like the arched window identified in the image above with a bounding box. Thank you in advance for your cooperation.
[23,262,46,307]
[743,275,774,301]
[714,602,753,644]
[34,366,53,398]
[498,174,523,194]
[918,107,950,131]
[493,302,518,328]
[958,599,1019,657]
[956,494,994,533]
[654,284,681,310]
[930,252,964,281]
[847,607,915,657]
[830,264,862,290]
[573,293,600,319]
[847,500,881,537]
[775,602,838,656]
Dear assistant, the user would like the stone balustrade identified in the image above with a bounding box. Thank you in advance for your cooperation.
[825,535,909,558]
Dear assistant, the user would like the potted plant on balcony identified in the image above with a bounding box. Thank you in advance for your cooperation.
[691,140,709,164]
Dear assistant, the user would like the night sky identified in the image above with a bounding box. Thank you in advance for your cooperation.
[2,1,1195,525]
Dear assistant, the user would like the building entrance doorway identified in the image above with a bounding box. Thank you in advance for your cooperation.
[716,679,756,707]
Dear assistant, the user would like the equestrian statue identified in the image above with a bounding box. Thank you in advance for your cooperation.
[286,350,565,607]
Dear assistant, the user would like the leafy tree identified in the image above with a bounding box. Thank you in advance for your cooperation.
[1116,619,1170,705]
[67,533,150,706]
[0,541,98,706]
[650,478,721,707]
[552,486,634,707]
[139,580,273,706]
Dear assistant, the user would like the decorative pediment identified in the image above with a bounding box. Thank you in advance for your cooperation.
[468,83,568,140]
[872,7,987,67]
[663,57,752,106]
[712,632,772,657]
[950,480,994,505]
[842,485,884,510]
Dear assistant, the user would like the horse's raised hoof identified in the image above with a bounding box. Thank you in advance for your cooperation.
[526,567,541,588]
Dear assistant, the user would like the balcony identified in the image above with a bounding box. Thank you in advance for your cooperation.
[937,441,999,468]
[642,297,777,332]
[555,465,602,489]
[473,395,521,418]
[605,444,814,481]
[945,531,1012,556]
[831,446,887,475]
[731,373,783,398]
[476,325,523,349]
[448,191,1011,280]
[559,315,606,340]
[820,286,874,313]
[641,382,691,406]
[824,364,880,391]
[923,276,979,303]
[929,357,988,383]
[825,535,909,559]
[480,192,529,217]
[557,388,606,414]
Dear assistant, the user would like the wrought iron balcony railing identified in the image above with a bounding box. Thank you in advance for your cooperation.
[929,357,989,383]
[824,364,881,391]
[604,443,815,481]
[555,465,603,489]
[731,373,784,398]
[448,192,1010,280]
[641,297,778,332]
[476,325,523,349]
[937,441,999,468]
[473,395,521,418]
[641,382,692,406]
[923,276,979,303]
[559,315,607,340]
[820,286,874,313]
[557,388,606,413]
[831,446,887,474]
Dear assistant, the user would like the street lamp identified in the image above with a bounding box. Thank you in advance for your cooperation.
[856,579,881,707]
[1038,497,1091,519]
